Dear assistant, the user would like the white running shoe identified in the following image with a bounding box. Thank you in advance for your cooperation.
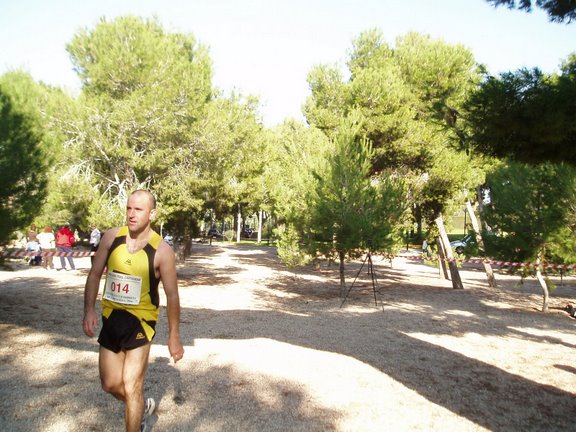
[141,398,156,432]
[144,397,156,417]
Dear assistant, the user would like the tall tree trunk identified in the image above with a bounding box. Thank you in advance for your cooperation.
[415,204,423,243]
[257,209,263,243]
[182,222,192,260]
[465,200,497,288]
[435,214,464,289]
[339,250,346,298]
[535,252,550,312]
[436,237,449,280]
[236,204,242,243]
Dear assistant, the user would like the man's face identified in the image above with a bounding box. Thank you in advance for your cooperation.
[126,192,156,233]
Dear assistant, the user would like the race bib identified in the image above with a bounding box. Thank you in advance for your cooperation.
[103,271,142,305]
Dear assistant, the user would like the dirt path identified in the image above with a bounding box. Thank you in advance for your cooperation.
[1,244,575,431]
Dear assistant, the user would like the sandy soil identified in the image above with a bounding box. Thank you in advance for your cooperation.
[0,243,575,432]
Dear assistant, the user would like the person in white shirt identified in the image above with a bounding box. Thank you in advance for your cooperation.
[37,225,56,269]
[89,224,102,265]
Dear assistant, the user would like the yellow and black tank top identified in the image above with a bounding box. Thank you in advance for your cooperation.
[101,226,162,329]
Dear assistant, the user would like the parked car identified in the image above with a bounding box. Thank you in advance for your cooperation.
[241,227,253,238]
[207,228,223,240]
[163,234,174,246]
[450,234,474,255]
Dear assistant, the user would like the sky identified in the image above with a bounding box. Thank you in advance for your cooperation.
[1,0,575,126]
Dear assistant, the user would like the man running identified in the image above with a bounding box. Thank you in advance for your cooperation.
[83,190,184,432]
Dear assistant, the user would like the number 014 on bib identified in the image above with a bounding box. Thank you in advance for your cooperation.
[103,272,143,305]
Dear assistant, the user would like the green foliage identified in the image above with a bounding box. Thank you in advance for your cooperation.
[223,229,236,242]
[60,15,269,240]
[85,186,125,228]
[0,71,72,231]
[268,115,408,272]
[62,16,216,231]
[395,32,480,119]
[303,65,349,133]
[547,223,576,266]
[486,0,576,23]
[304,29,485,233]
[309,116,376,256]
[370,172,410,248]
[308,115,407,259]
[420,150,486,223]
[191,94,265,220]
[463,60,576,164]
[40,175,98,230]
[276,224,311,268]
[68,16,212,103]
[0,71,64,243]
[481,161,576,266]
[0,81,49,245]
[265,120,331,228]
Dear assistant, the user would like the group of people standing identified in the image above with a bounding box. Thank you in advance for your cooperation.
[24,222,102,271]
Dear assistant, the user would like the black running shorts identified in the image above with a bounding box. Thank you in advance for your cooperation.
[98,309,156,353]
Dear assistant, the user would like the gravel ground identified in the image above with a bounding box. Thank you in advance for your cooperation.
[0,243,575,431]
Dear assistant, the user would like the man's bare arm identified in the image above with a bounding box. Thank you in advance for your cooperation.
[157,241,184,362]
[82,228,117,337]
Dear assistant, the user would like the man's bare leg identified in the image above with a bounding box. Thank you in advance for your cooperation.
[99,344,152,431]
[99,347,127,401]
[123,343,152,431]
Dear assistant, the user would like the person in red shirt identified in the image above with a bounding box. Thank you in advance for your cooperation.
[55,223,76,270]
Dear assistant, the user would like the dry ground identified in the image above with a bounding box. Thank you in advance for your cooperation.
[0,244,575,431]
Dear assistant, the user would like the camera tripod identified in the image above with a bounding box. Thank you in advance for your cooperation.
[340,250,380,308]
